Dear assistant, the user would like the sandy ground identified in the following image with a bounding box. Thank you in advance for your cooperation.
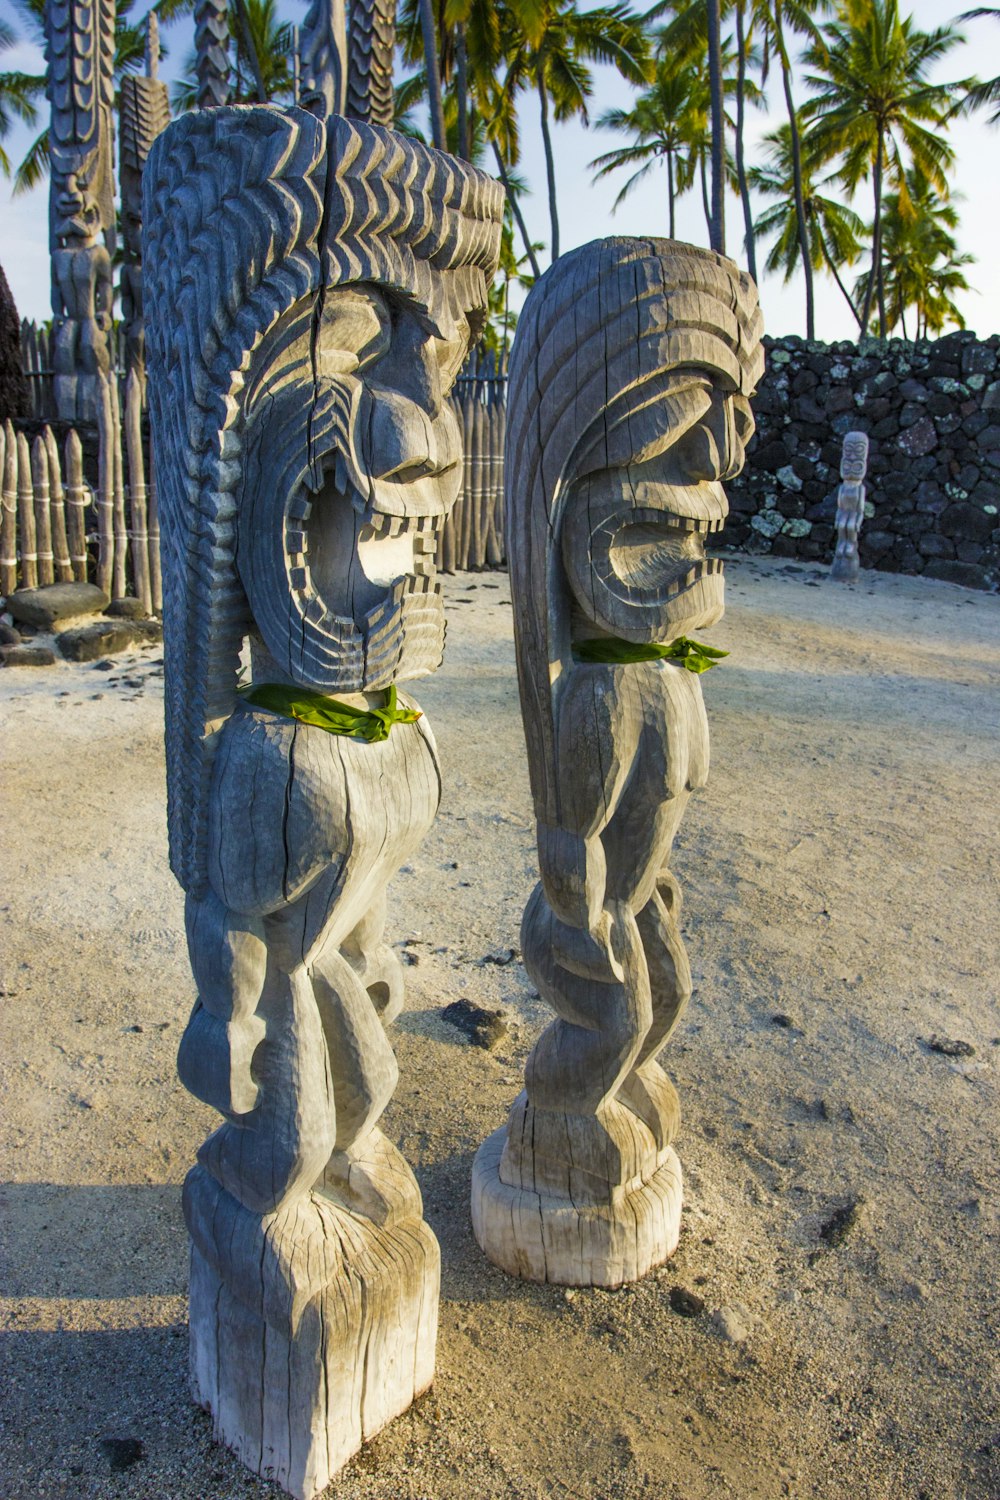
[0,556,998,1500]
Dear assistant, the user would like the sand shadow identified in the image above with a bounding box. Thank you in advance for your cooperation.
[0,1182,186,1299]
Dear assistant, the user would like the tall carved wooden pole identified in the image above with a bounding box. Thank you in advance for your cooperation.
[194,0,230,108]
[46,0,117,421]
[144,106,502,1498]
[472,238,764,1287]
[119,15,169,392]
[347,0,397,125]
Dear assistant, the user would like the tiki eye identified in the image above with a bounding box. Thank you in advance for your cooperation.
[316,285,392,375]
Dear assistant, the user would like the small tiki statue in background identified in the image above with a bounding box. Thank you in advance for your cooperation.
[472,238,763,1288]
[144,106,501,1498]
[830,429,870,583]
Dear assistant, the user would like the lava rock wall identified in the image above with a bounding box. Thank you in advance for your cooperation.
[723,331,1000,591]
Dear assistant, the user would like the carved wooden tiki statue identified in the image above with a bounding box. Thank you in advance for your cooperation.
[472,238,763,1288]
[144,107,502,1498]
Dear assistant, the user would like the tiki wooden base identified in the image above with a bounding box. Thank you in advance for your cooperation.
[186,1166,439,1499]
[471,1126,682,1288]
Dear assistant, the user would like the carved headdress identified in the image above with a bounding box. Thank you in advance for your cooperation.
[504,237,764,826]
[144,107,503,895]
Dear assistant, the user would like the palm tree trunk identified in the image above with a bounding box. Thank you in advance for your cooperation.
[706,0,726,254]
[491,141,542,281]
[537,68,560,260]
[699,151,712,243]
[456,23,470,161]
[667,146,676,240]
[734,0,757,280]
[819,233,862,330]
[774,3,814,339]
[860,132,883,338]
[899,302,909,341]
[418,0,446,150]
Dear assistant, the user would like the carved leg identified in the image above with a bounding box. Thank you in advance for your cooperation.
[340,889,406,1023]
[472,884,683,1287]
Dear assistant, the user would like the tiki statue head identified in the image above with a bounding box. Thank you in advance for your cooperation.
[505,237,764,824]
[144,107,503,892]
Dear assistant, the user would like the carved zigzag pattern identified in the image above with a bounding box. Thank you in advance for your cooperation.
[346,0,396,127]
[194,0,230,110]
[46,0,108,149]
[144,107,327,894]
[326,115,504,293]
[119,76,170,174]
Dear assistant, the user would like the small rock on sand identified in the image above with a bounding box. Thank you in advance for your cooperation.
[441,998,509,1050]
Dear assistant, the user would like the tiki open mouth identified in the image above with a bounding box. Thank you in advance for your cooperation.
[286,487,441,617]
[607,507,725,599]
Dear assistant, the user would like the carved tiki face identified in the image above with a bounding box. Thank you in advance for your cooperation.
[236,118,502,694]
[550,240,764,643]
[840,431,869,484]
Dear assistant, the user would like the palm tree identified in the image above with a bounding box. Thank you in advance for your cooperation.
[482,208,540,355]
[0,14,45,183]
[872,169,973,339]
[1,0,147,193]
[764,0,826,336]
[958,8,1000,122]
[394,15,544,279]
[167,0,294,108]
[803,0,969,338]
[500,0,652,260]
[750,121,865,328]
[651,0,821,307]
[588,55,705,238]
[705,0,725,251]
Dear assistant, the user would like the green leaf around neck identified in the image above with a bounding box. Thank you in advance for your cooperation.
[573,636,729,673]
[238,682,421,741]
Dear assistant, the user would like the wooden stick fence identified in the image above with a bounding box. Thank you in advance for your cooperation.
[0,412,160,606]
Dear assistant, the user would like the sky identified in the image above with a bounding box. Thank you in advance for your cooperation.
[2,0,999,342]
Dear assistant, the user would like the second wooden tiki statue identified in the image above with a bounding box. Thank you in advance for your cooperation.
[472,238,764,1288]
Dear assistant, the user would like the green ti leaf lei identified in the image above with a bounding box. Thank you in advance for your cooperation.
[238,682,422,741]
[573,636,729,674]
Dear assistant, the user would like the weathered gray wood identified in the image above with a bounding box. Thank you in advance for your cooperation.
[109,371,127,599]
[124,369,152,613]
[299,0,347,119]
[346,0,395,126]
[472,238,764,1287]
[194,0,230,108]
[64,427,89,582]
[43,425,74,582]
[145,105,502,1496]
[31,435,55,586]
[94,371,114,595]
[46,0,116,421]
[147,448,162,612]
[0,422,15,595]
[16,430,37,590]
[830,430,869,584]
[119,15,170,390]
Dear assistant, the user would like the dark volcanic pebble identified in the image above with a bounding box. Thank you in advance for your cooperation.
[100,1437,145,1472]
[668,1286,706,1318]
[440,998,509,1050]
[927,1035,976,1058]
[819,1198,863,1249]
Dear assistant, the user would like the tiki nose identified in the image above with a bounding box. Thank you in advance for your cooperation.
[378,312,443,419]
